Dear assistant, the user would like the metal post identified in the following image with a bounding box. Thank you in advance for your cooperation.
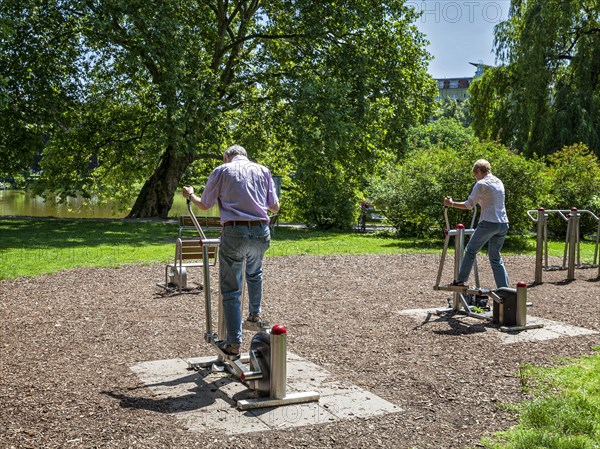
[544,214,549,270]
[435,230,451,288]
[217,294,226,341]
[237,322,320,409]
[516,282,527,327]
[535,208,545,284]
[594,214,600,266]
[203,245,213,336]
[269,325,287,400]
[567,208,578,281]
[454,224,465,309]
[576,209,581,267]
[563,218,571,269]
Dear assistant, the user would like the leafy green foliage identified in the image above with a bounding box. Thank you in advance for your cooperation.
[1,0,436,220]
[0,0,81,176]
[405,117,477,153]
[545,144,600,211]
[430,98,473,127]
[469,66,515,146]
[370,140,547,237]
[470,0,600,157]
[544,143,600,235]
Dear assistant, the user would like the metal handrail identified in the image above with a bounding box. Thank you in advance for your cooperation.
[185,196,207,240]
[444,204,478,231]
[527,208,599,223]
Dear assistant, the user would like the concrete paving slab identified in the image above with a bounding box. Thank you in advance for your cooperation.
[496,316,598,344]
[249,401,338,430]
[320,389,402,420]
[398,308,598,344]
[130,352,402,435]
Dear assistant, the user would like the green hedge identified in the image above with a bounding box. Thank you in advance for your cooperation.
[544,143,600,236]
[370,141,548,237]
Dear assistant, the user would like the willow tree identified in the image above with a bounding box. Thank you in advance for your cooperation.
[1,1,435,218]
[469,0,600,157]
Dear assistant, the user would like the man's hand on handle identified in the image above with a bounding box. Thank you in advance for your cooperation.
[182,185,194,202]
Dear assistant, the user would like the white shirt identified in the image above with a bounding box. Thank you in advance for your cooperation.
[464,174,509,223]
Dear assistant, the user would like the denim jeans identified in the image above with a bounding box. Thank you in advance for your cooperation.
[219,223,271,345]
[457,221,509,289]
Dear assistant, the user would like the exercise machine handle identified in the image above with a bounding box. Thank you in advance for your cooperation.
[184,186,207,240]
[443,204,478,231]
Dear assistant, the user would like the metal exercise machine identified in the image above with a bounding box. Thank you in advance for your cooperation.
[433,207,543,332]
[182,195,320,410]
[528,207,600,283]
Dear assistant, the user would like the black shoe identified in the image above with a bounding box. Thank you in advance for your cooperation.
[451,280,465,286]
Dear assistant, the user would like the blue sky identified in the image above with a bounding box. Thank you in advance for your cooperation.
[409,1,511,79]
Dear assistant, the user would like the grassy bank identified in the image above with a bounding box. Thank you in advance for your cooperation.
[0,218,597,280]
[483,349,600,448]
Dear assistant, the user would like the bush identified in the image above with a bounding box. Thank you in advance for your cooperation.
[290,165,358,230]
[371,141,548,237]
[406,117,477,153]
[544,143,600,236]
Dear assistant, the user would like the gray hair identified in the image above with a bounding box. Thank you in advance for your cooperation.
[472,159,492,174]
[224,144,247,159]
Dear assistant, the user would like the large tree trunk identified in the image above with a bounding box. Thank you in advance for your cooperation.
[127,146,194,218]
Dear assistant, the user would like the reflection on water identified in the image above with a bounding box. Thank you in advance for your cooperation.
[0,190,219,219]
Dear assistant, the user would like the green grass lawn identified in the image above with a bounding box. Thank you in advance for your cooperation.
[483,348,600,449]
[0,219,178,279]
[0,218,597,280]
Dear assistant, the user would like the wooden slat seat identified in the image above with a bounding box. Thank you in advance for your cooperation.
[164,238,219,292]
[178,215,222,237]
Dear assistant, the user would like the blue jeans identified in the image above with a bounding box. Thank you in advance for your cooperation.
[219,223,271,345]
[457,221,509,289]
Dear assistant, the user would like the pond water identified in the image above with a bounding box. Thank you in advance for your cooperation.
[0,190,219,219]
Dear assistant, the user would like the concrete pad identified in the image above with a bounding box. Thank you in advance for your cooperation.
[249,400,337,430]
[398,308,598,344]
[496,316,598,344]
[130,353,402,435]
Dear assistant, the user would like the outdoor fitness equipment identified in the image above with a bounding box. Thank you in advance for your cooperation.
[182,194,320,410]
[433,207,543,332]
[527,207,600,283]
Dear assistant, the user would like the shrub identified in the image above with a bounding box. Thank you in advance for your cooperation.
[544,143,600,236]
[371,141,547,237]
[406,117,477,153]
[290,165,358,230]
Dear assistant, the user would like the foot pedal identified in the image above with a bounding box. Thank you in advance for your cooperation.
[475,295,489,308]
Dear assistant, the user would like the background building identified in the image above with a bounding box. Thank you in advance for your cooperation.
[434,62,487,102]
[435,77,472,102]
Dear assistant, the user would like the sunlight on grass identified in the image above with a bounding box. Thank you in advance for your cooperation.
[482,348,600,449]
[0,219,597,280]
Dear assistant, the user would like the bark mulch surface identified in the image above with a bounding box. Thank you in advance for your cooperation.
[1,254,599,449]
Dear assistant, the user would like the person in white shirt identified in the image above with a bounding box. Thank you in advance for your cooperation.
[443,159,509,288]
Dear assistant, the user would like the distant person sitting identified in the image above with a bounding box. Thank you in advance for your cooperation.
[183,144,279,357]
[443,159,509,289]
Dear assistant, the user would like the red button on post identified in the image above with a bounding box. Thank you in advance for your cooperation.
[271,324,287,335]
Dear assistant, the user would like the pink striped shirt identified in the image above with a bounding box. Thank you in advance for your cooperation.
[200,155,279,224]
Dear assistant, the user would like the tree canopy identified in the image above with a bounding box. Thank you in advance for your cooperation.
[469,0,600,157]
[0,0,436,221]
